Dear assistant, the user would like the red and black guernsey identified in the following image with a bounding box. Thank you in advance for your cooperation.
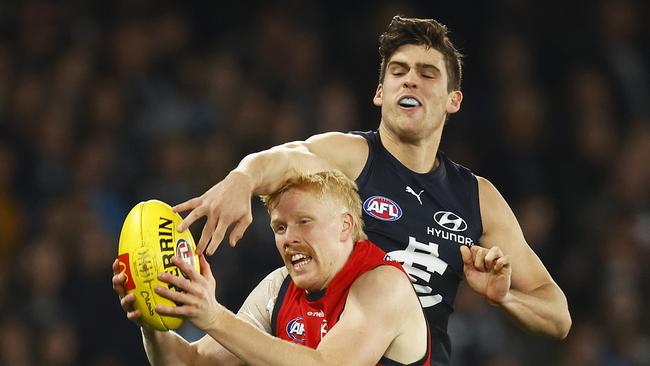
[271,240,431,366]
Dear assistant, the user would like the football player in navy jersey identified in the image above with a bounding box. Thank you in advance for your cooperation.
[122,15,570,364]
[113,171,431,366]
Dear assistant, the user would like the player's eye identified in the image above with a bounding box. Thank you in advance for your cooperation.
[389,66,407,76]
[274,224,286,234]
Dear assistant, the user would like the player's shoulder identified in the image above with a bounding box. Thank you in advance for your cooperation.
[305,131,367,147]
[305,132,369,178]
[475,175,504,205]
[440,151,476,178]
[261,266,290,287]
[349,265,412,302]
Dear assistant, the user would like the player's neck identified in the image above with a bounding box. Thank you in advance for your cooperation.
[378,123,442,174]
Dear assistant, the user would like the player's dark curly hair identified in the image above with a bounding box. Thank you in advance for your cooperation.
[378,15,463,91]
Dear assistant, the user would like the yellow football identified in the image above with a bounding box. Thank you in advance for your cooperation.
[117,199,199,331]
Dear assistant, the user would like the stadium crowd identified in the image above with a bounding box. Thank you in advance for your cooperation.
[0,1,648,365]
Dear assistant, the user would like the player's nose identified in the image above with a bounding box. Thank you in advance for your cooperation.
[283,225,301,246]
[402,70,418,89]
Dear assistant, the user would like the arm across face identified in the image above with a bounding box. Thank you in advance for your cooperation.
[173,132,369,255]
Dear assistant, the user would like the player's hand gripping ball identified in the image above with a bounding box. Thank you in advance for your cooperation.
[117,200,200,331]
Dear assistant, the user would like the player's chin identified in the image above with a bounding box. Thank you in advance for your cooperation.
[289,271,320,291]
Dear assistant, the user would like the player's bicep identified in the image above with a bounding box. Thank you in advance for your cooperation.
[188,267,289,366]
[266,133,367,183]
[315,267,407,365]
[303,132,368,179]
[477,176,554,291]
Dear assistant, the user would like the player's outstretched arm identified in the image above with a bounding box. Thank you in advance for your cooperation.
[111,259,244,366]
[468,177,572,339]
[156,256,421,366]
[173,132,368,255]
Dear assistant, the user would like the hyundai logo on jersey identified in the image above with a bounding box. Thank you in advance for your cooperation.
[433,211,468,231]
[363,196,402,221]
[286,317,306,342]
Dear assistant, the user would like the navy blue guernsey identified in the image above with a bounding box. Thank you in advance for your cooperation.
[352,130,482,365]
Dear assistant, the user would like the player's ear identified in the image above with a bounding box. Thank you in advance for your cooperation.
[446,90,463,114]
[340,212,354,242]
[373,84,383,106]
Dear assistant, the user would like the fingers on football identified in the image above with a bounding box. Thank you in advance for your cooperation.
[126,308,142,321]
[170,256,204,283]
[112,258,119,275]
[155,285,194,306]
[159,270,196,292]
[120,293,136,311]
[112,273,126,297]
[111,259,131,296]
[111,259,122,288]
[155,304,184,317]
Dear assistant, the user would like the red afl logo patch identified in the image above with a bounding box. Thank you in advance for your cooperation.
[176,239,193,261]
[176,239,194,278]
[363,196,402,221]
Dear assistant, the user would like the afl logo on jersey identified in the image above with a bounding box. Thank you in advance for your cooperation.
[363,196,402,221]
[286,317,305,342]
[433,211,467,231]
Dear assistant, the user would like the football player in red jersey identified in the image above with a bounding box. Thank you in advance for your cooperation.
[114,171,431,366]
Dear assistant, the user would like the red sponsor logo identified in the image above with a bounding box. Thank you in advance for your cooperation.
[118,253,136,291]
[176,239,194,279]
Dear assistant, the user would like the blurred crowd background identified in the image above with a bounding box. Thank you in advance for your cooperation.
[0,0,648,365]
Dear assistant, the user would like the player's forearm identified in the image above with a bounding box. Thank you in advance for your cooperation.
[233,143,321,195]
[142,326,245,366]
[141,327,197,366]
[205,306,331,366]
[498,283,571,339]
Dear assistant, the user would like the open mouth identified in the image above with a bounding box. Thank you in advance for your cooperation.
[290,253,313,269]
[398,96,421,108]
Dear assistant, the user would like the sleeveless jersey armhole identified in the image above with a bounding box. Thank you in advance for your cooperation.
[349,130,376,188]
[270,275,293,336]
[470,173,484,244]
[237,266,288,333]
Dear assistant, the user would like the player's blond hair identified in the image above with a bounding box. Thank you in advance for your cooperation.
[260,170,367,242]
